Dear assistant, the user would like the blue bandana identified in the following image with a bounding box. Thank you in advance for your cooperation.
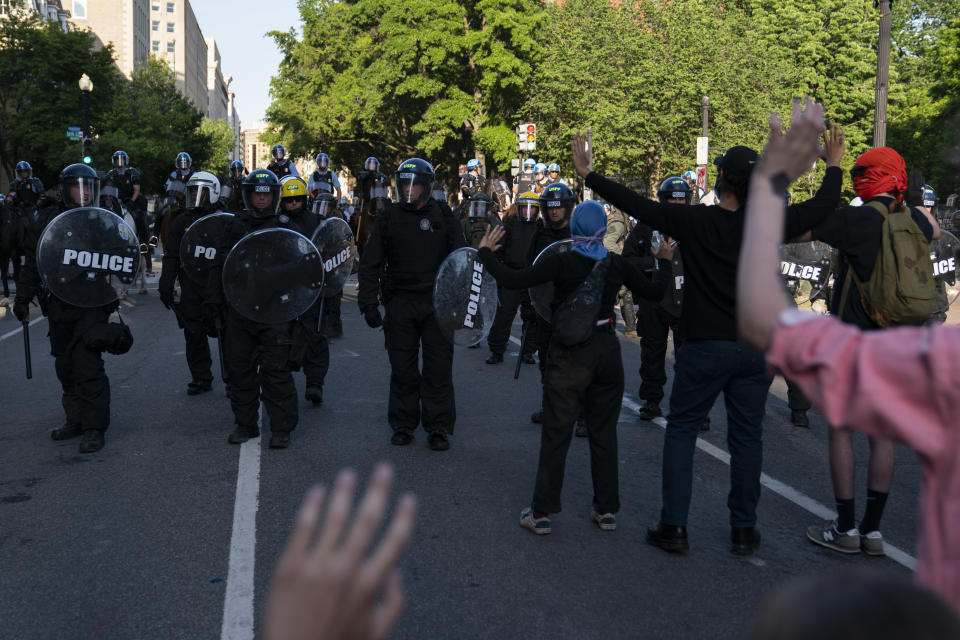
[570,201,608,261]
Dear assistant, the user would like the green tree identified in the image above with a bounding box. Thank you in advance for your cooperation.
[0,0,120,188]
[196,118,237,176]
[267,0,545,185]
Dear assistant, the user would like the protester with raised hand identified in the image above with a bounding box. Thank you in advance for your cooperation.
[264,464,417,640]
[738,99,960,614]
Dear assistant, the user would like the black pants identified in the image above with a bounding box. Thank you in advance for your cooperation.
[487,287,537,356]
[47,298,112,432]
[223,310,297,433]
[785,377,811,412]
[298,304,329,389]
[177,277,212,385]
[637,301,681,406]
[383,297,455,434]
[534,327,623,514]
[320,291,342,336]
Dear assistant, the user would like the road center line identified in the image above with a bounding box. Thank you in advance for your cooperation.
[0,316,46,342]
[509,334,916,570]
[220,404,264,640]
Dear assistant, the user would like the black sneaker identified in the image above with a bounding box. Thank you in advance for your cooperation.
[428,432,450,451]
[390,431,413,446]
[485,352,504,365]
[51,424,83,441]
[78,430,105,453]
[228,427,260,444]
[790,410,810,428]
[269,432,291,449]
[187,381,213,396]
[531,411,543,424]
[637,403,662,421]
[305,386,323,406]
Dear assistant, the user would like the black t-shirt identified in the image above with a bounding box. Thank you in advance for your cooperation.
[478,247,670,320]
[586,166,842,341]
[812,196,934,329]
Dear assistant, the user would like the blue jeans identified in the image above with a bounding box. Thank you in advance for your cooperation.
[660,340,772,528]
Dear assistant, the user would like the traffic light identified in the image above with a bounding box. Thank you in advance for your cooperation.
[525,123,536,151]
[81,138,93,164]
[516,123,537,151]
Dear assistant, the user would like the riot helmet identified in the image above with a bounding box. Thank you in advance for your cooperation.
[241,168,282,217]
[657,176,693,204]
[466,158,481,172]
[364,157,380,172]
[523,158,536,172]
[112,150,129,170]
[547,163,560,179]
[185,171,221,211]
[312,193,338,218]
[535,162,547,177]
[515,191,540,222]
[16,161,32,179]
[280,176,309,211]
[229,160,245,179]
[271,144,286,162]
[681,170,697,187]
[922,184,938,213]
[175,152,192,171]
[467,192,493,218]
[395,158,434,210]
[539,182,576,229]
[315,152,330,170]
[59,163,100,207]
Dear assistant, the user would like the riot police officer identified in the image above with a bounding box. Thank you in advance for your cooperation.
[534,163,550,193]
[104,151,151,272]
[206,168,305,448]
[280,176,329,405]
[267,144,299,179]
[7,161,46,215]
[354,157,389,255]
[459,159,486,202]
[167,152,194,187]
[358,158,465,451]
[159,171,223,395]
[14,164,126,453]
[312,192,348,339]
[308,153,342,200]
[513,159,537,199]
[547,163,566,186]
[460,191,500,249]
[485,191,541,365]
[225,160,246,210]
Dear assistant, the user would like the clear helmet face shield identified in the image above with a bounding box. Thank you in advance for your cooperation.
[396,172,429,208]
[186,184,213,210]
[63,176,100,207]
[517,201,540,222]
[467,200,490,218]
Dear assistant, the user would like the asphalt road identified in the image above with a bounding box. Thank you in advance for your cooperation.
[0,269,920,640]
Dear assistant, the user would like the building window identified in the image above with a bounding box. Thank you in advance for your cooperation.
[152,20,159,31]
[72,0,86,19]
[166,41,175,53]
[167,22,174,33]
[151,1,159,10]
[166,2,174,12]
[152,40,159,52]
[0,0,9,16]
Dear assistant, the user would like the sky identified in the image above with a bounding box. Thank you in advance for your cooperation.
[190,0,303,127]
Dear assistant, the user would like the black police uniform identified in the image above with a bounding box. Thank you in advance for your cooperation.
[9,176,45,215]
[514,171,536,197]
[309,169,338,196]
[105,168,150,267]
[460,213,500,249]
[206,209,307,443]
[486,213,539,359]
[159,206,217,392]
[283,202,332,399]
[15,202,117,446]
[357,199,465,437]
[527,219,571,380]
[459,172,486,201]
[267,160,296,179]
[477,246,672,515]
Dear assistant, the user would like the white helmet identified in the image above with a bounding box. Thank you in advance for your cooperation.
[185,171,221,210]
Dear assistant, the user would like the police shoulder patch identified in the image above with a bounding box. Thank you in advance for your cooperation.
[419,218,432,231]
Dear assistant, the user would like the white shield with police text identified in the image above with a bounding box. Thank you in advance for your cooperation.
[529,239,572,321]
[432,247,498,346]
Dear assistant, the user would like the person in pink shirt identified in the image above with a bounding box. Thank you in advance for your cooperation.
[735,98,960,614]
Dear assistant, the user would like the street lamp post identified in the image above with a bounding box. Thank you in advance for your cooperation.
[873,0,893,148]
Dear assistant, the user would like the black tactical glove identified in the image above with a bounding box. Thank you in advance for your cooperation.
[201,303,221,337]
[13,299,29,322]
[363,306,383,328]
[158,286,175,309]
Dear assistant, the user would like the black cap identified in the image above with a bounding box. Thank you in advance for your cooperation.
[713,145,758,182]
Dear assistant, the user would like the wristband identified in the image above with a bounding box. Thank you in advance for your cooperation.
[769,172,790,200]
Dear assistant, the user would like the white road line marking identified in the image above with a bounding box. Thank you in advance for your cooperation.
[0,316,46,342]
[509,334,916,569]
[220,405,264,640]
[619,395,916,571]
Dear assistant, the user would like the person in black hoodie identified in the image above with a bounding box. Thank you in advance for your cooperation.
[477,200,675,535]
[571,118,845,555]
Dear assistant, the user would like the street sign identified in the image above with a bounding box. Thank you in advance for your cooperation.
[66,128,83,141]
[696,136,709,165]
[696,166,707,191]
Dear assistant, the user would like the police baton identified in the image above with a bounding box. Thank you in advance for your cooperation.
[513,329,527,380]
[22,320,32,379]
[215,312,228,386]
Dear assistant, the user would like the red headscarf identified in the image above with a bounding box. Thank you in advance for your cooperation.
[851,147,907,202]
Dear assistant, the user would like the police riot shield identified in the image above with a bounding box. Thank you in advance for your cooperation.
[432,247,498,347]
[180,212,236,284]
[36,207,140,307]
[310,217,356,296]
[779,241,835,307]
[222,227,324,324]
[930,229,960,309]
[529,239,572,321]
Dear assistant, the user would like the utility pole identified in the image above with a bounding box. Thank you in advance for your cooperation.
[873,0,893,147]
[694,96,710,203]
